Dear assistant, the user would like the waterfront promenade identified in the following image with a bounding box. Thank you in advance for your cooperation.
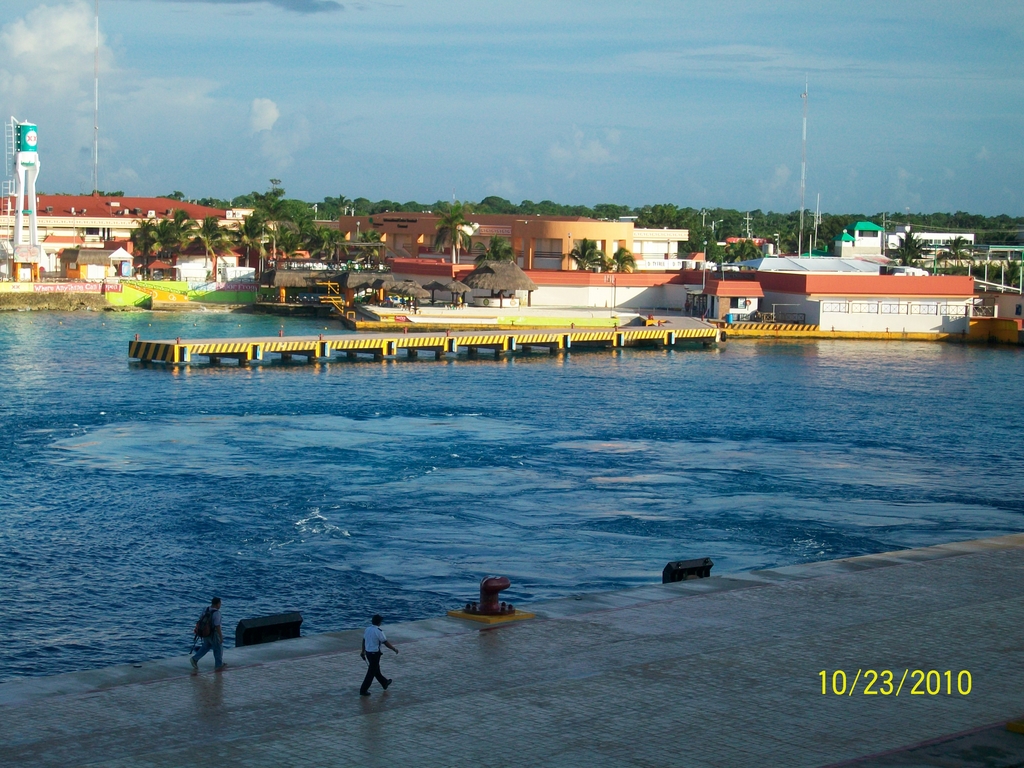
[3,535,1024,767]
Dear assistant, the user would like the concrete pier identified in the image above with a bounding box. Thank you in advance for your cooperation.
[127,320,718,365]
[3,535,1024,767]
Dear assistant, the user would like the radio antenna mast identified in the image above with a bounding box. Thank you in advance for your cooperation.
[798,77,807,257]
[92,0,99,193]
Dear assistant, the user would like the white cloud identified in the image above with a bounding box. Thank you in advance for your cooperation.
[249,98,280,133]
[0,1,102,99]
[976,146,990,161]
[768,164,791,192]
[549,127,614,168]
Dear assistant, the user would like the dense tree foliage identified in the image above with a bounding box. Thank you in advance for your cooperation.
[127,184,1024,255]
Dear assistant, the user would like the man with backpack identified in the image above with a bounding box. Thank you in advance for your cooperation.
[190,597,225,673]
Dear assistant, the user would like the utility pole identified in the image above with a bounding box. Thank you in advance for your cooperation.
[93,0,99,193]
[744,211,753,240]
[700,208,708,230]
[798,77,808,257]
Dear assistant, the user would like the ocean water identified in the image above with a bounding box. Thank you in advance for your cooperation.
[0,310,1021,681]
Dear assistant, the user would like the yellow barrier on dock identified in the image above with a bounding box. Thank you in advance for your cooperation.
[128,326,719,365]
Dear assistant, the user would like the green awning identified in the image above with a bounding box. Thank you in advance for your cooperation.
[846,221,884,233]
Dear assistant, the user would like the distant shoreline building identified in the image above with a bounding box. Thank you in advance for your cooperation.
[335,213,689,271]
[1,194,242,278]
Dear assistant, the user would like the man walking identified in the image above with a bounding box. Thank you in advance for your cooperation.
[359,614,398,695]
[190,597,225,673]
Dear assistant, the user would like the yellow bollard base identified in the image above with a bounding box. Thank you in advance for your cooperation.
[446,609,536,625]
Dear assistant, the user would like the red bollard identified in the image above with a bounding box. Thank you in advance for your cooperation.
[176,336,181,344]
[134,333,139,341]
[279,329,284,337]
[477,576,512,615]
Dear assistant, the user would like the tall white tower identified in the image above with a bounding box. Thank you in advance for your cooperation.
[13,120,40,246]
[10,119,41,280]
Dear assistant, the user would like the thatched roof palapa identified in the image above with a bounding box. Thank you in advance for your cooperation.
[371,274,398,290]
[462,260,538,294]
[329,271,377,290]
[442,279,472,293]
[260,269,322,288]
[393,280,430,299]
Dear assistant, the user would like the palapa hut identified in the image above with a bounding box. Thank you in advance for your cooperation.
[370,274,398,291]
[366,273,398,304]
[423,279,471,304]
[332,271,376,291]
[462,260,538,307]
[259,268,319,288]
[259,268,324,304]
[394,280,431,300]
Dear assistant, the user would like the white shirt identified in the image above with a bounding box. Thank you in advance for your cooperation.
[363,625,386,652]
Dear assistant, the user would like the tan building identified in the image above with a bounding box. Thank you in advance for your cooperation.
[337,213,641,270]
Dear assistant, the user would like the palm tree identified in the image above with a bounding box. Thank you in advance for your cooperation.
[252,186,292,226]
[434,201,474,262]
[894,231,925,267]
[357,229,385,267]
[570,238,605,271]
[130,220,159,272]
[943,236,969,269]
[725,239,762,263]
[608,246,636,273]
[155,209,195,263]
[233,212,267,272]
[274,226,304,258]
[310,226,345,263]
[194,216,235,280]
[475,235,515,263]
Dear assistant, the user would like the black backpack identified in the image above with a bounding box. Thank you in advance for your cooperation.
[194,607,214,638]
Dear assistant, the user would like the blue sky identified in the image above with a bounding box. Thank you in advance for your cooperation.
[0,0,1021,214]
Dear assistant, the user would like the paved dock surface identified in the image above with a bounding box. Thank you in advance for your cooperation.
[3,535,1024,767]
[144,317,715,346]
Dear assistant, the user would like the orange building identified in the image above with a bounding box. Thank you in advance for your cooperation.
[337,213,634,270]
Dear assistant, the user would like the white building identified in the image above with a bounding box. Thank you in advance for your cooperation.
[886,226,975,255]
[832,221,886,259]
[756,271,976,333]
[631,228,689,271]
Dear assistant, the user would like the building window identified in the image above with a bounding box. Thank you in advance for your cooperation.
[85,227,100,236]
[880,302,905,314]
[822,301,848,313]
[850,302,879,313]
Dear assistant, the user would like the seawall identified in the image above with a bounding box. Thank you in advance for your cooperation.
[3,534,1024,766]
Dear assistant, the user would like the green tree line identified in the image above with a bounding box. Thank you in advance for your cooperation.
[177,189,1022,251]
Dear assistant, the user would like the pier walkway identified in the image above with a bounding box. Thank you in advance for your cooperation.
[4,535,1024,766]
[127,320,718,364]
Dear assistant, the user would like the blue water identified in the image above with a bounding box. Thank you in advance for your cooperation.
[0,310,1022,682]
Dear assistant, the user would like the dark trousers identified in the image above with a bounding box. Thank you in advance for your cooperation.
[361,651,388,693]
